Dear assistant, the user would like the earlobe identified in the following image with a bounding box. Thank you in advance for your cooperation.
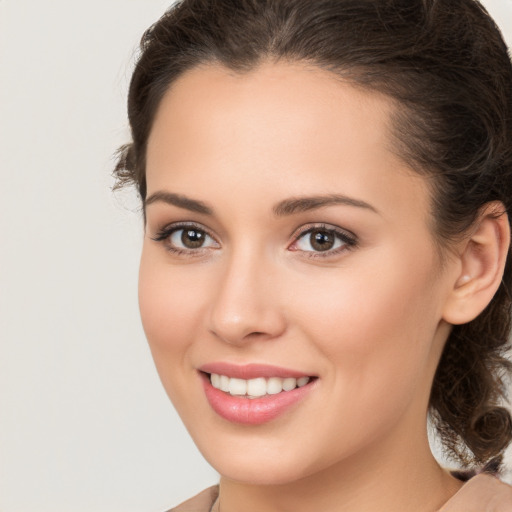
[442,202,510,325]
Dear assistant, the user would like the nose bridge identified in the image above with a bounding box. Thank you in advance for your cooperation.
[208,242,285,345]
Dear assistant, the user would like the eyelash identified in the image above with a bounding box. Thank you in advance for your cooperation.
[151,222,218,257]
[151,222,358,259]
[290,224,358,259]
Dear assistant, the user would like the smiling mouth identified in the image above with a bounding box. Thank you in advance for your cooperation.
[200,369,317,424]
[207,373,313,398]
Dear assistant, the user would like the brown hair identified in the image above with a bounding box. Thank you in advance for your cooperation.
[114,0,512,470]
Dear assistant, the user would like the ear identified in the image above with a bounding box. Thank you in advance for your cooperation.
[442,201,510,325]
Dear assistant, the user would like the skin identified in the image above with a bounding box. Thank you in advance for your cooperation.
[139,61,507,512]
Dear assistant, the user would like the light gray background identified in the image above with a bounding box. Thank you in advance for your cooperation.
[0,1,511,510]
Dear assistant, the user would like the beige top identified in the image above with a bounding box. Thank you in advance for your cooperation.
[168,485,218,512]
[168,474,512,512]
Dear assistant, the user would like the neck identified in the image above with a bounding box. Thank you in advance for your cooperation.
[217,422,463,512]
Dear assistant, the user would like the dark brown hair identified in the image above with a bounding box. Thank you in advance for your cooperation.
[114,0,512,470]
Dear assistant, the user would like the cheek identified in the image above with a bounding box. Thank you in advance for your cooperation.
[289,245,442,406]
[138,249,208,375]
[269,249,444,468]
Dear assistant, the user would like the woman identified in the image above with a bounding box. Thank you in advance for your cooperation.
[114,0,512,510]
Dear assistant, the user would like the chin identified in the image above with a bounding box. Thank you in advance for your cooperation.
[214,458,314,486]
[194,434,328,486]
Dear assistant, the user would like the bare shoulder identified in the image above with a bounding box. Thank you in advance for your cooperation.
[439,474,512,512]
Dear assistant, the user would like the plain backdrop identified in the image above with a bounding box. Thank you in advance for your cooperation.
[1,1,511,511]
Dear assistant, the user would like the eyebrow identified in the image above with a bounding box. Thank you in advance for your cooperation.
[272,194,378,216]
[145,191,213,215]
[144,191,378,216]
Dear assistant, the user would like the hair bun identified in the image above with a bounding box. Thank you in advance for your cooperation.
[468,407,512,463]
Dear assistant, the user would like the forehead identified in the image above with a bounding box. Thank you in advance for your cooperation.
[148,61,394,167]
[145,61,431,227]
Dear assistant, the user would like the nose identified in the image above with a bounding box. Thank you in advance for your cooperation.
[207,248,287,346]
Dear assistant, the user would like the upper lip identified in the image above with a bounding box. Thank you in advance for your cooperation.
[198,362,313,380]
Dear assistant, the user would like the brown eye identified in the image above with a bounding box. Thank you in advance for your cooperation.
[309,230,335,251]
[152,224,219,252]
[181,229,206,249]
[292,225,356,255]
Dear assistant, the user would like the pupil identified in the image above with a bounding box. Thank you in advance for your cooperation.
[311,230,334,251]
[182,229,205,248]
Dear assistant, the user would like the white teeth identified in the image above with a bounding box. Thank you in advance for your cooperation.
[228,378,247,396]
[220,375,230,392]
[247,377,266,397]
[211,373,220,388]
[209,374,312,397]
[282,377,297,391]
[297,376,310,387]
[267,377,283,395]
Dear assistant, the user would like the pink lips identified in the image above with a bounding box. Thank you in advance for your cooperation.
[199,363,316,425]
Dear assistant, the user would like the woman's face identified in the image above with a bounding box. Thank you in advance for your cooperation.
[139,62,457,484]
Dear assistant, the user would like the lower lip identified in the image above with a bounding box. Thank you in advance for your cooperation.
[201,373,315,425]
